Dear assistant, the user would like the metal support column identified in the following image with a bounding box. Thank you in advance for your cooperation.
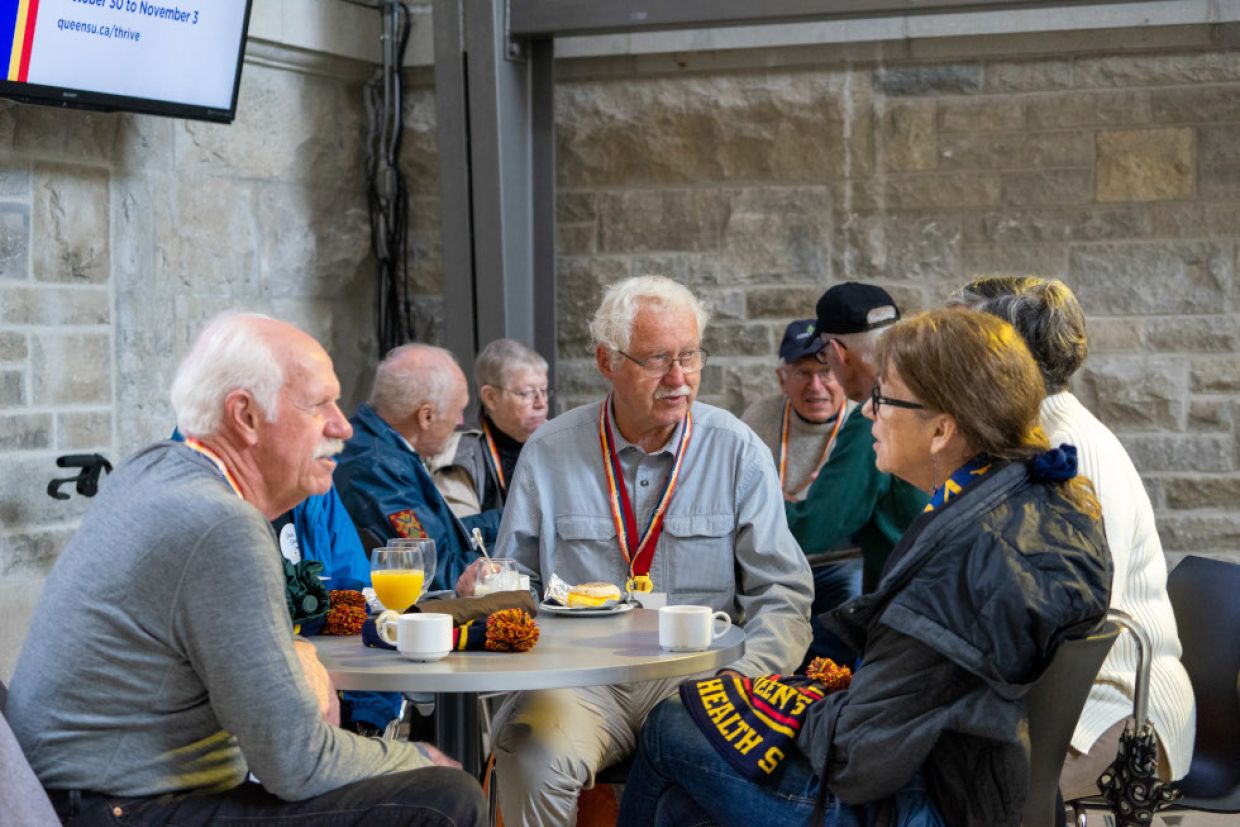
[433,0,557,383]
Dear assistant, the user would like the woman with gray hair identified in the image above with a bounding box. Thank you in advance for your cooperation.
[430,338,551,516]
[958,276,1196,801]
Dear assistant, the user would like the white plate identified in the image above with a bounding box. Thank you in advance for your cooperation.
[539,600,636,617]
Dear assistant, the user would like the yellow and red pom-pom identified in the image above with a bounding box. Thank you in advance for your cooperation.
[323,590,368,635]
[484,609,540,652]
[805,657,852,693]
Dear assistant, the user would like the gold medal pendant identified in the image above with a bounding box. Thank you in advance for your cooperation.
[627,574,654,593]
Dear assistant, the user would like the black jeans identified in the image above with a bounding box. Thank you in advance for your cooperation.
[51,766,486,826]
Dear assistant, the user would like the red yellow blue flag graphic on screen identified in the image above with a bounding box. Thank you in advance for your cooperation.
[0,0,41,82]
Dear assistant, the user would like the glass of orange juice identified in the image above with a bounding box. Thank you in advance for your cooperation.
[371,539,436,611]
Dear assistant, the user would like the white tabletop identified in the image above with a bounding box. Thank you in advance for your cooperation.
[311,608,745,693]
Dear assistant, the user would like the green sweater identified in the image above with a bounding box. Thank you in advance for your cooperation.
[784,407,928,591]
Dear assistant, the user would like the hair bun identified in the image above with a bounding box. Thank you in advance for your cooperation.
[1029,443,1077,482]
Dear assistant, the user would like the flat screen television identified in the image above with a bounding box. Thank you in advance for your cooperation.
[0,0,252,123]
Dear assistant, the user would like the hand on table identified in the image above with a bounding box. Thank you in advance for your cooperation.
[417,742,462,769]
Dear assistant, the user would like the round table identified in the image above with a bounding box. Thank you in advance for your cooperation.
[312,608,745,776]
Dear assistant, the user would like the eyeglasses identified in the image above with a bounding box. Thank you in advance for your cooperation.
[501,386,554,403]
[786,366,833,383]
[616,348,709,377]
[870,383,926,416]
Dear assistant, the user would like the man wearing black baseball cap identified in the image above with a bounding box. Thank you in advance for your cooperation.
[784,282,928,604]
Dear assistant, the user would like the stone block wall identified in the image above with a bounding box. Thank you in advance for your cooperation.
[0,57,377,582]
[404,27,1240,567]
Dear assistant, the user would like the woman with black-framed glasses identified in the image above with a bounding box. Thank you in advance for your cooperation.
[621,307,1112,827]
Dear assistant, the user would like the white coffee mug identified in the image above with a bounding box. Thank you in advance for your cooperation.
[658,605,732,652]
[377,611,453,662]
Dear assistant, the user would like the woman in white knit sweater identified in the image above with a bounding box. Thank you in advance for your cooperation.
[959,277,1196,799]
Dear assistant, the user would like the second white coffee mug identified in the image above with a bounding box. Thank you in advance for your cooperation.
[377,611,453,662]
[658,604,732,652]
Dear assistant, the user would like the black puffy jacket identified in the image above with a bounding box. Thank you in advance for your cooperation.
[796,460,1112,827]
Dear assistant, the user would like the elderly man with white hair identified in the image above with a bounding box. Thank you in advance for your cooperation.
[334,343,499,593]
[456,275,814,826]
[7,314,485,826]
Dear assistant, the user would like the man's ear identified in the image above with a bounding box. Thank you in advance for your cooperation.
[223,389,262,447]
[415,402,436,431]
[595,345,615,381]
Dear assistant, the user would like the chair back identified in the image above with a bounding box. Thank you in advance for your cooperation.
[1167,555,1240,808]
[1022,621,1120,827]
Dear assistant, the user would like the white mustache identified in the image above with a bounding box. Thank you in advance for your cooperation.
[314,439,345,459]
[654,385,692,399]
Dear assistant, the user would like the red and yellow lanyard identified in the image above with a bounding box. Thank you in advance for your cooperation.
[778,400,845,497]
[481,419,507,495]
[598,395,693,593]
[184,437,243,499]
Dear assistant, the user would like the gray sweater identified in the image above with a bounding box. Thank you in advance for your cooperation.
[8,442,430,800]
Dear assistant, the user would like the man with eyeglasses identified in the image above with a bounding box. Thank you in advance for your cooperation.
[429,338,552,517]
[742,319,862,668]
[456,275,813,827]
[785,282,928,600]
[334,343,499,592]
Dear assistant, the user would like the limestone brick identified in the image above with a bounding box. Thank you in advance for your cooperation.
[1147,317,1240,353]
[983,59,1072,93]
[555,256,629,354]
[1096,128,1194,203]
[719,187,831,282]
[1069,243,1231,316]
[556,74,873,186]
[874,64,981,96]
[9,104,119,162]
[30,332,112,406]
[1198,124,1240,166]
[697,288,747,322]
[0,526,76,577]
[1158,514,1240,554]
[557,223,595,256]
[0,414,50,451]
[0,332,27,362]
[157,175,259,295]
[0,285,109,326]
[0,369,23,407]
[1119,434,1233,473]
[699,361,781,417]
[970,205,1148,243]
[959,243,1068,281]
[746,286,825,319]
[939,131,1093,170]
[557,192,597,224]
[257,182,371,299]
[1190,357,1240,394]
[0,202,29,280]
[409,195,443,295]
[1085,318,1144,353]
[1000,170,1093,207]
[1199,164,1240,200]
[1149,202,1240,239]
[1152,86,1240,125]
[1074,52,1240,87]
[1165,476,1240,510]
[937,97,1023,133]
[56,411,113,451]
[598,190,730,254]
[1025,91,1150,129]
[703,323,772,358]
[834,212,961,284]
[840,172,1000,211]
[33,162,109,284]
[877,100,936,172]
[1074,356,1186,431]
[1187,400,1231,433]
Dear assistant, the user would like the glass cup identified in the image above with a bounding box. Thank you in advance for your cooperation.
[474,558,520,596]
[371,539,436,611]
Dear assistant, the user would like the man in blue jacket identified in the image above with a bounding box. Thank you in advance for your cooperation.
[335,343,500,591]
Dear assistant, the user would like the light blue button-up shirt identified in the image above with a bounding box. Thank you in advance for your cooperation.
[495,398,814,676]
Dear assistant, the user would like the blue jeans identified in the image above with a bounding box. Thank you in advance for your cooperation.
[803,561,863,671]
[618,696,943,827]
